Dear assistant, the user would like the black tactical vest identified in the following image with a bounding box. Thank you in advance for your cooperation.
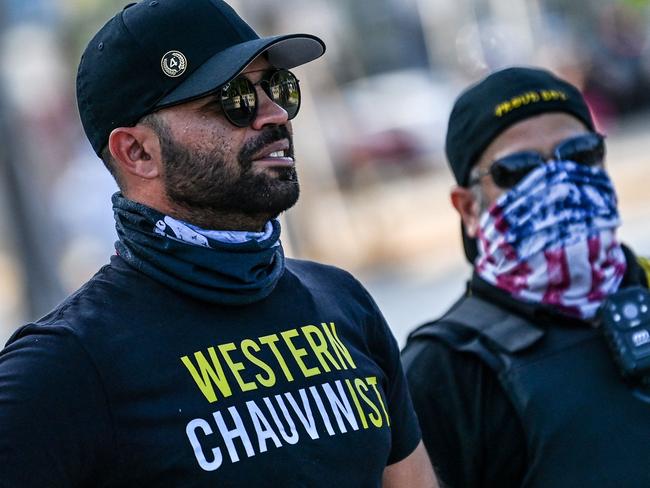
[409,294,650,487]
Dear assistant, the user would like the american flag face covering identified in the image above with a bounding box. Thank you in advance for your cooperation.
[475,160,627,319]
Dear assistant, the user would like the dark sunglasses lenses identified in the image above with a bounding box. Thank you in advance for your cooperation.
[490,133,606,188]
[221,70,301,127]
[491,152,544,188]
[221,77,257,127]
[268,70,301,120]
[555,132,605,166]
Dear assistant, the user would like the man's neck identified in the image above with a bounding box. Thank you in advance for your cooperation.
[164,205,270,232]
[122,190,272,232]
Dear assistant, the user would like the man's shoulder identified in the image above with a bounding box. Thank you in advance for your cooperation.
[404,291,544,372]
[285,257,355,276]
[285,257,366,291]
[403,294,475,368]
[6,258,144,347]
[282,258,382,319]
[2,300,103,390]
[406,294,478,345]
[42,261,131,321]
[620,244,650,288]
[632,254,650,287]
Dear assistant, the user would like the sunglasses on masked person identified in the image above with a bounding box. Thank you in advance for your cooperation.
[468,132,606,188]
[219,68,301,128]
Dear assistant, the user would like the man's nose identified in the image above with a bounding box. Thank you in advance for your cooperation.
[250,87,289,130]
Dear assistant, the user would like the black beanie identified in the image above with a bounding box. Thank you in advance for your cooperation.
[445,66,595,187]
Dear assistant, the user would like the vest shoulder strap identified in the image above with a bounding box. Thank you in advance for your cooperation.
[409,295,545,369]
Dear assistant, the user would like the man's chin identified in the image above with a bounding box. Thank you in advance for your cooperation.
[252,165,297,182]
[225,181,300,217]
[265,186,300,214]
[279,169,298,183]
[164,172,299,220]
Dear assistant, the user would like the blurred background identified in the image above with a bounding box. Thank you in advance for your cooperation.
[0,0,649,345]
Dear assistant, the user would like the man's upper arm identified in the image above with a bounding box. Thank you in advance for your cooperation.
[0,324,112,487]
[383,440,438,488]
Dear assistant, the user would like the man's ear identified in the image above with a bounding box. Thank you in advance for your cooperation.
[108,125,162,180]
[450,186,480,238]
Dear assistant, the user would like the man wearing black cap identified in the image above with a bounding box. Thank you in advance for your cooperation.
[402,67,650,487]
[0,1,436,486]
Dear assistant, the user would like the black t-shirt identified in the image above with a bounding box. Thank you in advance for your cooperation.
[0,256,420,487]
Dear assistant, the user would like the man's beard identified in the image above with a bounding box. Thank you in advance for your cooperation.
[159,124,299,219]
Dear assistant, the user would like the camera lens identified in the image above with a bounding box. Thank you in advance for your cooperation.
[623,302,639,320]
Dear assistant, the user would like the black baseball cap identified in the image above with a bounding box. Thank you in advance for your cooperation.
[445,67,596,263]
[445,66,594,188]
[77,0,326,156]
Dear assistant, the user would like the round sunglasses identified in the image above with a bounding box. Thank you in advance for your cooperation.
[468,132,606,188]
[219,69,301,127]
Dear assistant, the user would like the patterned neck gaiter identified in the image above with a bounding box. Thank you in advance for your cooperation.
[475,160,627,319]
[112,193,285,306]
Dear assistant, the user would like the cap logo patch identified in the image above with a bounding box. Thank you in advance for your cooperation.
[494,90,568,117]
[161,51,188,78]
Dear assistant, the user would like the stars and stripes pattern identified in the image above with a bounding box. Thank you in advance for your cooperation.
[476,160,627,319]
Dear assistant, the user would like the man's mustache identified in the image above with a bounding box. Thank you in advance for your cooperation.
[238,125,293,168]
